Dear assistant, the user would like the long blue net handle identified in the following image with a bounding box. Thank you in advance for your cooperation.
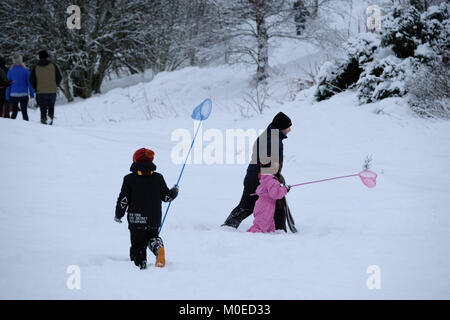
[158,99,212,235]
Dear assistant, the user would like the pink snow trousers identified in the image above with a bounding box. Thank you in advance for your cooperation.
[247,174,288,233]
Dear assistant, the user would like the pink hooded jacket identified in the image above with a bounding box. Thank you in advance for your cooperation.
[247,174,288,233]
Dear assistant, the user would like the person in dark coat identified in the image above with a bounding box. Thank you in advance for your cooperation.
[115,148,179,270]
[222,112,292,230]
[0,56,12,118]
[293,0,310,36]
[30,50,62,125]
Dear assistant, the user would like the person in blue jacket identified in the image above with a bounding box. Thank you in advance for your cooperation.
[6,54,34,121]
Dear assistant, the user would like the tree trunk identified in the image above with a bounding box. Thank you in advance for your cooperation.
[72,70,93,99]
[189,47,197,66]
[92,73,103,95]
[255,0,269,84]
[61,73,74,102]
[312,0,319,18]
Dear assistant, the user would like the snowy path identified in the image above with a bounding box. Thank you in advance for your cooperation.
[1,88,449,299]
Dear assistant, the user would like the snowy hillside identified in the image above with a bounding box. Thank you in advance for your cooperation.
[1,41,450,299]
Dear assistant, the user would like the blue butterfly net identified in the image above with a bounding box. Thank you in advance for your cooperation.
[191,98,212,121]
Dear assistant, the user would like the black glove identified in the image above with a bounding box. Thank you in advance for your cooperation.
[114,217,122,223]
[165,185,179,202]
[171,185,179,197]
[286,185,291,192]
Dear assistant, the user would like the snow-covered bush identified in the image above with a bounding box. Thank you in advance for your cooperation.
[381,5,424,59]
[315,60,360,101]
[357,56,409,104]
[414,43,436,62]
[420,2,450,60]
[344,33,381,65]
[407,58,450,119]
[406,3,450,118]
[315,33,379,101]
[314,2,449,118]
[381,3,449,60]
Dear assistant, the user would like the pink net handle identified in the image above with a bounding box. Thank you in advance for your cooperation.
[358,170,377,188]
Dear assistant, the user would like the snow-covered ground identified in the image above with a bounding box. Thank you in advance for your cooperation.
[1,42,449,299]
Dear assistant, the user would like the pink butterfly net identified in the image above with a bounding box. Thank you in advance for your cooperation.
[358,170,377,188]
[288,170,378,189]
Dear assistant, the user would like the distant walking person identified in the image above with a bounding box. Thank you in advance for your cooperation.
[30,50,62,125]
[6,54,34,121]
[0,56,12,118]
[293,0,310,36]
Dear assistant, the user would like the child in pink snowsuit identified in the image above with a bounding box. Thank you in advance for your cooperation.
[247,172,289,233]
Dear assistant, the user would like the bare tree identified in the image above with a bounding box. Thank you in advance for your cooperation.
[0,0,226,101]
[218,0,310,84]
[0,0,163,100]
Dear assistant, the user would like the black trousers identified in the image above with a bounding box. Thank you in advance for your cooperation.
[223,170,287,231]
[10,96,29,121]
[37,93,56,122]
[0,89,8,118]
[129,228,162,265]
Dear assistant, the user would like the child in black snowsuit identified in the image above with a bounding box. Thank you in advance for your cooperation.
[115,148,179,269]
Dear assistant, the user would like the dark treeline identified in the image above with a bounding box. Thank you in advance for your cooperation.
[0,0,323,102]
[0,0,225,101]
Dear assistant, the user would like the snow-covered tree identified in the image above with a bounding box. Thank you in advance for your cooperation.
[357,56,410,104]
[381,5,424,59]
[0,0,161,100]
[407,2,449,118]
[217,0,316,85]
[315,33,380,101]
[219,0,284,83]
[314,1,449,118]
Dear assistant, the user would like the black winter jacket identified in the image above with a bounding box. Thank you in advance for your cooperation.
[115,161,178,230]
[0,68,10,88]
[248,123,287,174]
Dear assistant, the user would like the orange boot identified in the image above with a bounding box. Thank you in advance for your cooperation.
[155,247,165,268]
[149,237,165,268]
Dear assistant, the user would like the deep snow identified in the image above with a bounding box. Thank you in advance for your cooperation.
[1,42,449,299]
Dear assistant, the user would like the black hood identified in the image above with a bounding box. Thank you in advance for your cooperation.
[130,161,157,173]
[0,57,7,72]
[37,59,51,66]
[271,112,292,130]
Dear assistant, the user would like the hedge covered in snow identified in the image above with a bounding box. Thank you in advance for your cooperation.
[315,2,449,118]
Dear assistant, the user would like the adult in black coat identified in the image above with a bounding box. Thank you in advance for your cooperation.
[115,148,179,269]
[293,0,310,36]
[0,56,12,118]
[222,112,292,230]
